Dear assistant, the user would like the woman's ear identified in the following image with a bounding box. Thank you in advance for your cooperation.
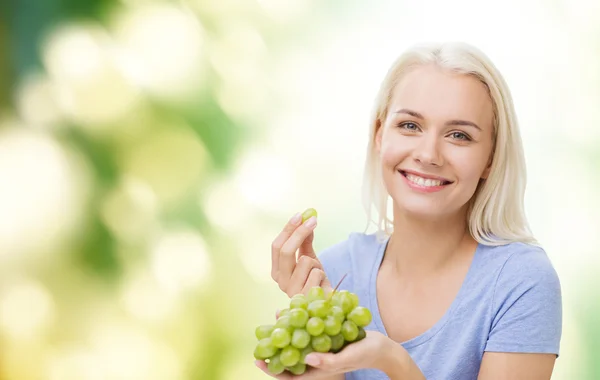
[481,153,493,179]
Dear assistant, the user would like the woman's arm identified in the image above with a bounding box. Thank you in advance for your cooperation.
[477,352,556,380]
[381,346,556,380]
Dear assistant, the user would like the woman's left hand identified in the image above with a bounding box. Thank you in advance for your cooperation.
[255,330,399,379]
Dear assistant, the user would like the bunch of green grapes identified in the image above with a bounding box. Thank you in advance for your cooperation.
[253,286,372,376]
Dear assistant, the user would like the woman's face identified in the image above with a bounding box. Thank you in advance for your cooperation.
[376,64,495,220]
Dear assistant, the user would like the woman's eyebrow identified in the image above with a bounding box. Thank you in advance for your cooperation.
[394,108,481,131]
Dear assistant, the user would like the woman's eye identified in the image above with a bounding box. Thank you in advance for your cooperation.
[450,131,471,141]
[400,122,419,131]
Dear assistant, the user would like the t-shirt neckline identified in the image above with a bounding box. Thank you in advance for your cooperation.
[367,235,484,349]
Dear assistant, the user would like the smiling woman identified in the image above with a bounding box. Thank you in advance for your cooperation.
[262,42,561,380]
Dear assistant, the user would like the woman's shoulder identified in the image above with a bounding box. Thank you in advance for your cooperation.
[481,241,559,283]
[479,241,561,307]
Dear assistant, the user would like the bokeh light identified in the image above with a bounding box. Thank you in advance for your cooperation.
[121,125,209,205]
[16,73,63,129]
[45,346,102,380]
[100,176,159,244]
[202,176,253,231]
[42,22,140,131]
[89,324,183,380]
[120,268,179,323]
[0,278,55,341]
[150,228,212,295]
[234,147,298,213]
[112,3,205,102]
[0,128,87,259]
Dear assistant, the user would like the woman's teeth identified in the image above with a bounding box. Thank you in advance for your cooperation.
[405,173,445,187]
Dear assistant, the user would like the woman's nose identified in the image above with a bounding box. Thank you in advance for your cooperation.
[412,134,443,167]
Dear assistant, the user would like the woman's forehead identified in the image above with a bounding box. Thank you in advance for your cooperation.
[389,65,494,128]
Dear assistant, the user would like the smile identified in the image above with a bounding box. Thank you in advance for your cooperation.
[399,170,453,191]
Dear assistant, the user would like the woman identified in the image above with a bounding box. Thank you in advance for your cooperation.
[259,42,562,379]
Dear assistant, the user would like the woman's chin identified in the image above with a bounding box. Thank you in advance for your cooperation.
[393,200,462,221]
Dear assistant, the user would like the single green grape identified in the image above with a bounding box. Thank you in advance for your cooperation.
[287,362,307,375]
[306,317,325,336]
[330,333,345,352]
[291,329,311,349]
[299,345,314,365]
[331,292,340,305]
[356,326,367,341]
[350,293,360,308]
[275,315,294,333]
[268,354,285,375]
[254,338,277,360]
[308,300,330,318]
[278,308,291,319]
[347,306,372,327]
[339,292,354,314]
[255,324,275,340]
[311,333,332,353]
[341,320,359,342]
[290,294,308,310]
[280,346,301,367]
[330,306,345,323]
[301,208,317,223]
[307,286,326,302]
[289,308,309,328]
[324,316,342,336]
[335,290,349,303]
[271,328,291,348]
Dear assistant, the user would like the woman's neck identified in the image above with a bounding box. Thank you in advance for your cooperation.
[383,208,476,279]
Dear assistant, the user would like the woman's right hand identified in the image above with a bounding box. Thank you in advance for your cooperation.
[271,212,332,298]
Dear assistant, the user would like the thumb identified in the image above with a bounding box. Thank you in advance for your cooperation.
[303,352,350,373]
[304,339,363,372]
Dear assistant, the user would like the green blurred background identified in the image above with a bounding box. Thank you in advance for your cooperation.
[0,0,599,379]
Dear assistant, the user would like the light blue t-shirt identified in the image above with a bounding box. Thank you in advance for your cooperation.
[318,232,562,380]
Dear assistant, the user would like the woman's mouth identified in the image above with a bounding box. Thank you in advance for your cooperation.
[399,170,453,190]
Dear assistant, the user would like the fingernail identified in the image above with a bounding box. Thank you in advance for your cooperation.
[290,212,301,225]
[304,216,317,229]
[304,354,320,366]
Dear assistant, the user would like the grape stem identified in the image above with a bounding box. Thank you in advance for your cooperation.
[327,272,348,301]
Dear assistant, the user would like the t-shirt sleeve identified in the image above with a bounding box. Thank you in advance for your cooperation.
[484,246,562,356]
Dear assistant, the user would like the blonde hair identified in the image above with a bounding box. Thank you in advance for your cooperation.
[362,41,537,246]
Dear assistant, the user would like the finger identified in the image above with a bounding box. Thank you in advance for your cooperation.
[278,217,317,291]
[287,256,321,297]
[254,360,292,380]
[271,212,303,282]
[292,366,337,380]
[301,267,326,295]
[320,275,332,294]
[298,231,316,259]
